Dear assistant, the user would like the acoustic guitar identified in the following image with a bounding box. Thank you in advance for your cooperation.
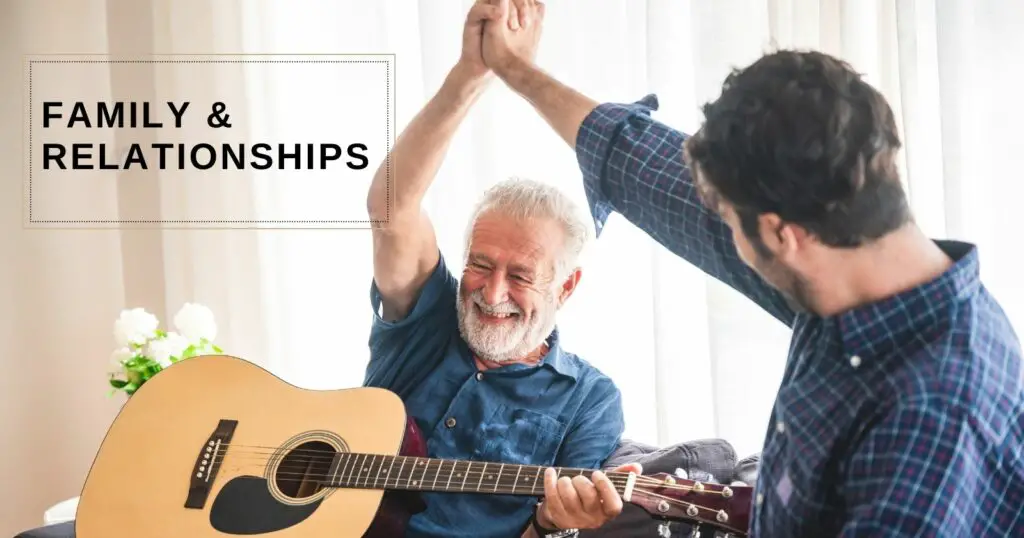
[76,354,752,537]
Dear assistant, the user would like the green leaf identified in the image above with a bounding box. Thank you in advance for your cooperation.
[180,344,198,360]
[212,344,223,353]
[109,378,129,389]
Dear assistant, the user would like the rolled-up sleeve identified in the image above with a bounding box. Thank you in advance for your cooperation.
[575,95,795,327]
[363,252,458,398]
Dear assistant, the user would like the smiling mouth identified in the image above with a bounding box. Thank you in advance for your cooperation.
[476,304,520,321]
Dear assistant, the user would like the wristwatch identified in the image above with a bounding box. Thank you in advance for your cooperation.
[530,506,579,538]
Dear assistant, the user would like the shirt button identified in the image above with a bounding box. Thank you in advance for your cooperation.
[850,355,862,368]
[776,421,785,434]
[476,372,484,381]
[445,417,456,428]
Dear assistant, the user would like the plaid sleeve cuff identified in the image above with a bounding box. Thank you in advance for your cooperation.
[575,94,661,238]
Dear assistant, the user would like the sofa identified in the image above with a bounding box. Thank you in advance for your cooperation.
[13,438,758,538]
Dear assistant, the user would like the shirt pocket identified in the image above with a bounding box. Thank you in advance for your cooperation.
[473,404,567,467]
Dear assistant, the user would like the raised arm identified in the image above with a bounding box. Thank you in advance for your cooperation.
[367,4,499,322]
[483,3,795,326]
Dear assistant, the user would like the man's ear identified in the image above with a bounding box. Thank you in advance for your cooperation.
[558,268,582,305]
[759,213,809,259]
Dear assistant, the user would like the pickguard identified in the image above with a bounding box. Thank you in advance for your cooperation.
[209,476,323,534]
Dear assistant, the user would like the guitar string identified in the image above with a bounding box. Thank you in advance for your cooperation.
[203,467,734,524]
[213,462,735,497]
[207,447,637,481]
[210,466,715,506]
[210,454,726,494]
[201,445,739,494]
[212,443,725,490]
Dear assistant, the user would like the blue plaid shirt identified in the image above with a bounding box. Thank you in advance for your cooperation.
[575,94,1024,536]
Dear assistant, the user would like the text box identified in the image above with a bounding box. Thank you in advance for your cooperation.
[23,54,394,228]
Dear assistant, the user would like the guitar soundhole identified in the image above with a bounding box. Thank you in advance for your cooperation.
[274,440,337,499]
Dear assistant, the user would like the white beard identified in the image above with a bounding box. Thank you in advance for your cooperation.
[456,287,557,363]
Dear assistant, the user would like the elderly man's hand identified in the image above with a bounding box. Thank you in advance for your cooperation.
[535,463,642,531]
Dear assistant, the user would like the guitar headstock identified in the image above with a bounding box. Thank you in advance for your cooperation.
[623,472,752,536]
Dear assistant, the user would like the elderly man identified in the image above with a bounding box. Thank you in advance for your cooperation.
[483,1,1024,537]
[362,4,636,538]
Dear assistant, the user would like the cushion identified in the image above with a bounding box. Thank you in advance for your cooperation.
[12,521,75,538]
[579,438,759,537]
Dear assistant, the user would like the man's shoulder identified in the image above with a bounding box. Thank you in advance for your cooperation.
[557,349,621,399]
[894,296,1022,413]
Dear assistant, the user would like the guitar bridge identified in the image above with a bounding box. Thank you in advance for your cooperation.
[184,419,238,509]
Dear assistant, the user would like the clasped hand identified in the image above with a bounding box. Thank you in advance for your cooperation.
[535,463,642,531]
[458,0,545,82]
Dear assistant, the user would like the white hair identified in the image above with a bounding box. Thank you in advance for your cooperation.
[464,177,592,279]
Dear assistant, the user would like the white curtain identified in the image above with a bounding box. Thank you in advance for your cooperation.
[3,0,1023,534]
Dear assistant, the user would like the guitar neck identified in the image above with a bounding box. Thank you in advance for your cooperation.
[324,452,612,497]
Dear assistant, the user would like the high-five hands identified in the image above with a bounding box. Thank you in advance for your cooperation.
[482,0,546,75]
[535,463,642,532]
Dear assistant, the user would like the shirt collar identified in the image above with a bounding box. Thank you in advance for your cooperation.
[539,327,580,380]
[458,326,580,380]
[832,239,981,361]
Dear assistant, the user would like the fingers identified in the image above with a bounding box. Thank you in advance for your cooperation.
[593,471,624,517]
[508,0,520,30]
[467,1,503,23]
[612,462,642,475]
[512,0,529,28]
[542,468,566,522]
[557,475,582,513]
[573,475,600,514]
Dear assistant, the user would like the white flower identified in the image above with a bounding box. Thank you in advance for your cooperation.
[110,347,135,364]
[173,303,218,344]
[146,332,191,367]
[113,308,159,347]
[108,347,135,374]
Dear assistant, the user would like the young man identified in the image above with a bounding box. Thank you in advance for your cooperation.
[363,4,638,537]
[482,0,1024,536]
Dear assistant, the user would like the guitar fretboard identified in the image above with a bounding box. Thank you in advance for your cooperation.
[323,453,602,496]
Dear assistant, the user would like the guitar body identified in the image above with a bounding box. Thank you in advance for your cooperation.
[76,354,426,538]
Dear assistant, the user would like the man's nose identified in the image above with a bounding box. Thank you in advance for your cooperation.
[481,273,509,305]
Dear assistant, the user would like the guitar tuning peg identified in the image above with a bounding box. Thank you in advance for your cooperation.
[664,475,676,485]
[657,521,671,538]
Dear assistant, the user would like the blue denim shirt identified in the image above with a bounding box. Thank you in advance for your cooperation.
[363,252,625,538]
[575,94,1024,536]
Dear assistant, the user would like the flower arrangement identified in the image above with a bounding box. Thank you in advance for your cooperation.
[107,303,223,396]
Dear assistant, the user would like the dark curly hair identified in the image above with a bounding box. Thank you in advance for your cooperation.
[684,49,912,253]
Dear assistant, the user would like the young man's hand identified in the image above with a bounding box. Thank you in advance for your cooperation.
[482,0,546,77]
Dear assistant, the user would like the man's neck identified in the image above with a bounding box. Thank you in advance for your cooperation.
[810,224,954,317]
[474,342,549,371]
